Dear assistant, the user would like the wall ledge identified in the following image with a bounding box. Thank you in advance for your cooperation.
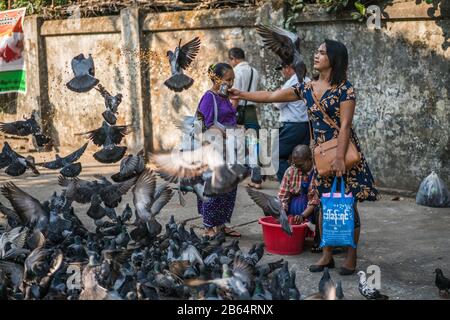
[293,1,449,24]
[142,7,257,32]
[40,15,121,36]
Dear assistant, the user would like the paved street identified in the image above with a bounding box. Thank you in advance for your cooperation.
[1,154,449,300]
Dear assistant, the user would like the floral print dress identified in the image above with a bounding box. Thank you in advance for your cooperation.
[293,80,380,202]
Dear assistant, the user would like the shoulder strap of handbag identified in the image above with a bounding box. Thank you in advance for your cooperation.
[310,87,341,133]
[208,91,227,130]
[243,67,254,107]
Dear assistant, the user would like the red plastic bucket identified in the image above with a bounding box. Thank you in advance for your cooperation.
[259,216,307,255]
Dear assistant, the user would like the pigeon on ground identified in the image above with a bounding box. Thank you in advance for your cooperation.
[58,176,98,204]
[336,280,345,300]
[0,260,24,292]
[434,268,450,298]
[79,261,122,300]
[252,277,272,300]
[0,226,29,260]
[66,53,99,93]
[186,257,253,299]
[36,143,88,177]
[86,194,108,220]
[304,267,337,300]
[164,37,201,92]
[319,267,335,298]
[66,236,88,261]
[255,259,284,277]
[256,25,306,82]
[23,247,64,288]
[287,271,300,300]
[357,271,389,300]
[96,175,137,208]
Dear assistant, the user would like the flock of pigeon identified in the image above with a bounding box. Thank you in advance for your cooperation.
[0,23,449,300]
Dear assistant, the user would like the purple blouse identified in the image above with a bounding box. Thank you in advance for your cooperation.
[197,91,237,129]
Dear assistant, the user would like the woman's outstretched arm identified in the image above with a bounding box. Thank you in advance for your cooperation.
[228,87,300,104]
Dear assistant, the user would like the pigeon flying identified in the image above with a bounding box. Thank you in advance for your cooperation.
[66,53,99,93]
[164,37,201,92]
[36,143,88,177]
[256,25,306,82]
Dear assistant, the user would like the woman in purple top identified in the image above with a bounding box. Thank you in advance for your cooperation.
[196,63,240,238]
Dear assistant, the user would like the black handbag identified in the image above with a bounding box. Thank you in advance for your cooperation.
[236,67,254,125]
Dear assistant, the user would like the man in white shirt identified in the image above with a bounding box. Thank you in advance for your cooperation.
[274,62,311,182]
[228,47,263,189]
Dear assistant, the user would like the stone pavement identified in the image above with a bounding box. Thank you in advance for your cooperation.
[1,158,449,300]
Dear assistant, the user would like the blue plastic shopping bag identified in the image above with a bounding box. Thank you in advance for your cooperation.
[320,177,356,248]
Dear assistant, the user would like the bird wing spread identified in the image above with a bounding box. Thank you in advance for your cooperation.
[246,187,280,216]
[0,183,47,225]
[178,37,201,70]
[150,187,174,215]
[0,121,28,136]
[120,155,139,176]
[36,159,61,169]
[256,25,299,62]
[151,143,224,179]
[63,142,88,163]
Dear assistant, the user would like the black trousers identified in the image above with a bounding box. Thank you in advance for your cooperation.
[277,122,310,181]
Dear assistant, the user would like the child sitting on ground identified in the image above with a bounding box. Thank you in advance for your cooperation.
[278,145,321,251]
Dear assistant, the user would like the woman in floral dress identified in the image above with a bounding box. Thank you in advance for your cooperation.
[230,40,380,275]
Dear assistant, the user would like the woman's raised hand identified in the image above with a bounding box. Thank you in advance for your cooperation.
[228,88,242,100]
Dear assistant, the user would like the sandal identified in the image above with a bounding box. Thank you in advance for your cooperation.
[247,182,262,190]
[223,226,241,238]
[203,228,217,238]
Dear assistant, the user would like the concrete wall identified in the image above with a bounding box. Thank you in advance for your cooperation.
[290,2,450,190]
[2,0,449,191]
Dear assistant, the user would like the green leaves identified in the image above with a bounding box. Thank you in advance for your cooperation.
[354,1,366,16]
[4,0,71,15]
[284,0,306,31]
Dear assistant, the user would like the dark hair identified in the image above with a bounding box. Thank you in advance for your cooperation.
[292,144,312,161]
[228,47,245,60]
[208,63,233,82]
[324,39,348,86]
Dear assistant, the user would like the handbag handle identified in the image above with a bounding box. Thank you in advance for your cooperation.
[330,176,346,198]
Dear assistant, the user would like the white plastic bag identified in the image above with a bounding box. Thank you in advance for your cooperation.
[416,171,450,208]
